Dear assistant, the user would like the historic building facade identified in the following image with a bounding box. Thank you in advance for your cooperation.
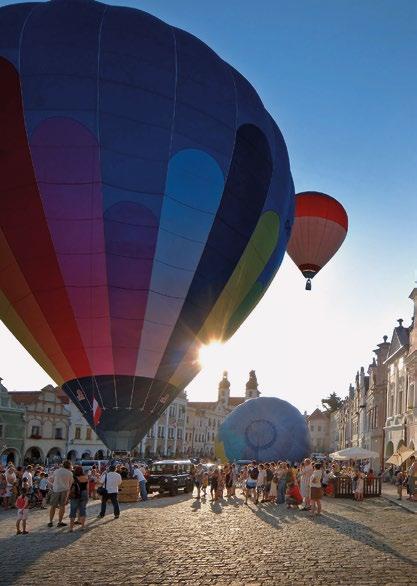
[307,409,331,453]
[384,288,417,460]
[0,378,25,466]
[326,287,417,472]
[137,390,188,458]
[8,385,70,464]
[66,400,108,461]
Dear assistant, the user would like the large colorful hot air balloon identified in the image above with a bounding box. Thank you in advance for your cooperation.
[287,191,348,290]
[0,0,295,450]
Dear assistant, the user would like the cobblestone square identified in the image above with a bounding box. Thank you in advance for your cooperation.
[0,493,416,585]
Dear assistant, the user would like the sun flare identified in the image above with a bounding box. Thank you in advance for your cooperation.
[198,341,225,371]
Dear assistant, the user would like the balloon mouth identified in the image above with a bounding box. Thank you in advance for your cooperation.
[300,263,320,280]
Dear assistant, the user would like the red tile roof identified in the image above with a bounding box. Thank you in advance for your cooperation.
[228,397,245,406]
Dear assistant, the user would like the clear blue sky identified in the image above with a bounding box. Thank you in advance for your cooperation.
[1,0,416,414]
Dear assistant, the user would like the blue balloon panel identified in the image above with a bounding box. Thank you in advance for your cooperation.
[217,397,311,462]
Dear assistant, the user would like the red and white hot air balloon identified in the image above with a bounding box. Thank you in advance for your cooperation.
[287,191,348,290]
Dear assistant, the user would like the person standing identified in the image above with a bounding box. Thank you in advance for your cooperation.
[310,463,324,516]
[15,488,30,535]
[132,464,147,501]
[98,464,122,519]
[48,460,74,527]
[300,458,314,510]
[69,465,89,532]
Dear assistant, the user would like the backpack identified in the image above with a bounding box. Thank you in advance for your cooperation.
[249,467,259,480]
[69,478,81,500]
[16,495,26,510]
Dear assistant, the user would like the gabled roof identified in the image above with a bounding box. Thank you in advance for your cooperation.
[8,386,69,405]
[8,391,42,405]
[308,408,328,419]
[385,322,409,363]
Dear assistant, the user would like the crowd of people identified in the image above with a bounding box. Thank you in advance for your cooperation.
[192,458,379,514]
[1,453,415,535]
[0,459,146,535]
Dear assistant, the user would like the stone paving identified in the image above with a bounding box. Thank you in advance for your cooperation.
[0,492,416,585]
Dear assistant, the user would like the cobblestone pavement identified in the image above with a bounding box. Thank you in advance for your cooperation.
[0,493,416,586]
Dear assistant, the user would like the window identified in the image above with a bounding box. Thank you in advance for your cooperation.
[318,425,322,432]
[55,428,63,440]
[212,432,214,441]
[157,426,165,438]
[398,357,404,370]
[169,405,176,417]
[0,424,3,437]
[86,428,92,441]
[177,428,183,440]
[47,407,52,413]
[310,425,315,432]
[389,394,394,417]
[168,427,174,439]
[31,425,40,437]
[398,390,403,414]
[75,427,81,440]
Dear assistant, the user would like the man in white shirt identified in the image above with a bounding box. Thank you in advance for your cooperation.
[132,464,147,501]
[48,460,74,527]
[98,464,122,519]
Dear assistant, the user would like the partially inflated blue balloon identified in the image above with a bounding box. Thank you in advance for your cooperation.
[217,397,311,462]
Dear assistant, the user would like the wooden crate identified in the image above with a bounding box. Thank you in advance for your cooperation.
[118,479,139,502]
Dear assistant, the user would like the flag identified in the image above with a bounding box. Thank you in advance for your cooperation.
[76,389,86,401]
[93,396,103,426]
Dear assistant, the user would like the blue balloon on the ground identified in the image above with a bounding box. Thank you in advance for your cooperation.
[216,397,311,462]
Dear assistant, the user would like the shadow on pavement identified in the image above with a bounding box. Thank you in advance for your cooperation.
[0,515,115,584]
[251,500,417,568]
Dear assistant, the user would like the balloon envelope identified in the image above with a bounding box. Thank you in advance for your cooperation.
[0,0,294,450]
[216,397,311,462]
[287,191,348,286]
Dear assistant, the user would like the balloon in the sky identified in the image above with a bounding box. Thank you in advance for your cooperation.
[286,191,348,290]
[216,397,311,462]
[0,1,295,450]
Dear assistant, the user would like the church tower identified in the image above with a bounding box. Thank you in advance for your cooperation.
[245,370,260,399]
[218,371,231,406]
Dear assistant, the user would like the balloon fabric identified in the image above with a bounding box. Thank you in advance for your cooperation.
[0,0,294,450]
[287,191,348,290]
[216,397,311,463]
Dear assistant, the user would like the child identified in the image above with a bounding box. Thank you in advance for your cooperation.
[285,481,303,509]
[16,488,29,535]
[39,472,49,509]
[354,471,364,502]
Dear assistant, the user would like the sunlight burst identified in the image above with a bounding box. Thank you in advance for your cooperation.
[198,341,225,371]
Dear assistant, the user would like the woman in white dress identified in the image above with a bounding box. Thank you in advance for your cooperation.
[300,458,314,510]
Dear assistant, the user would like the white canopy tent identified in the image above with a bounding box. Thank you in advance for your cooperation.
[386,445,416,466]
[329,447,380,461]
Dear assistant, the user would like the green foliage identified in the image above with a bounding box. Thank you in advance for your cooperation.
[321,392,343,413]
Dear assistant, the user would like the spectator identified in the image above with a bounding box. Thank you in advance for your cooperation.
[98,465,122,519]
[48,460,74,528]
[69,465,89,532]
[310,463,324,516]
[15,488,30,535]
[132,464,147,501]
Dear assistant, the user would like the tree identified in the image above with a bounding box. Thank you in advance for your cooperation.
[321,392,343,413]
